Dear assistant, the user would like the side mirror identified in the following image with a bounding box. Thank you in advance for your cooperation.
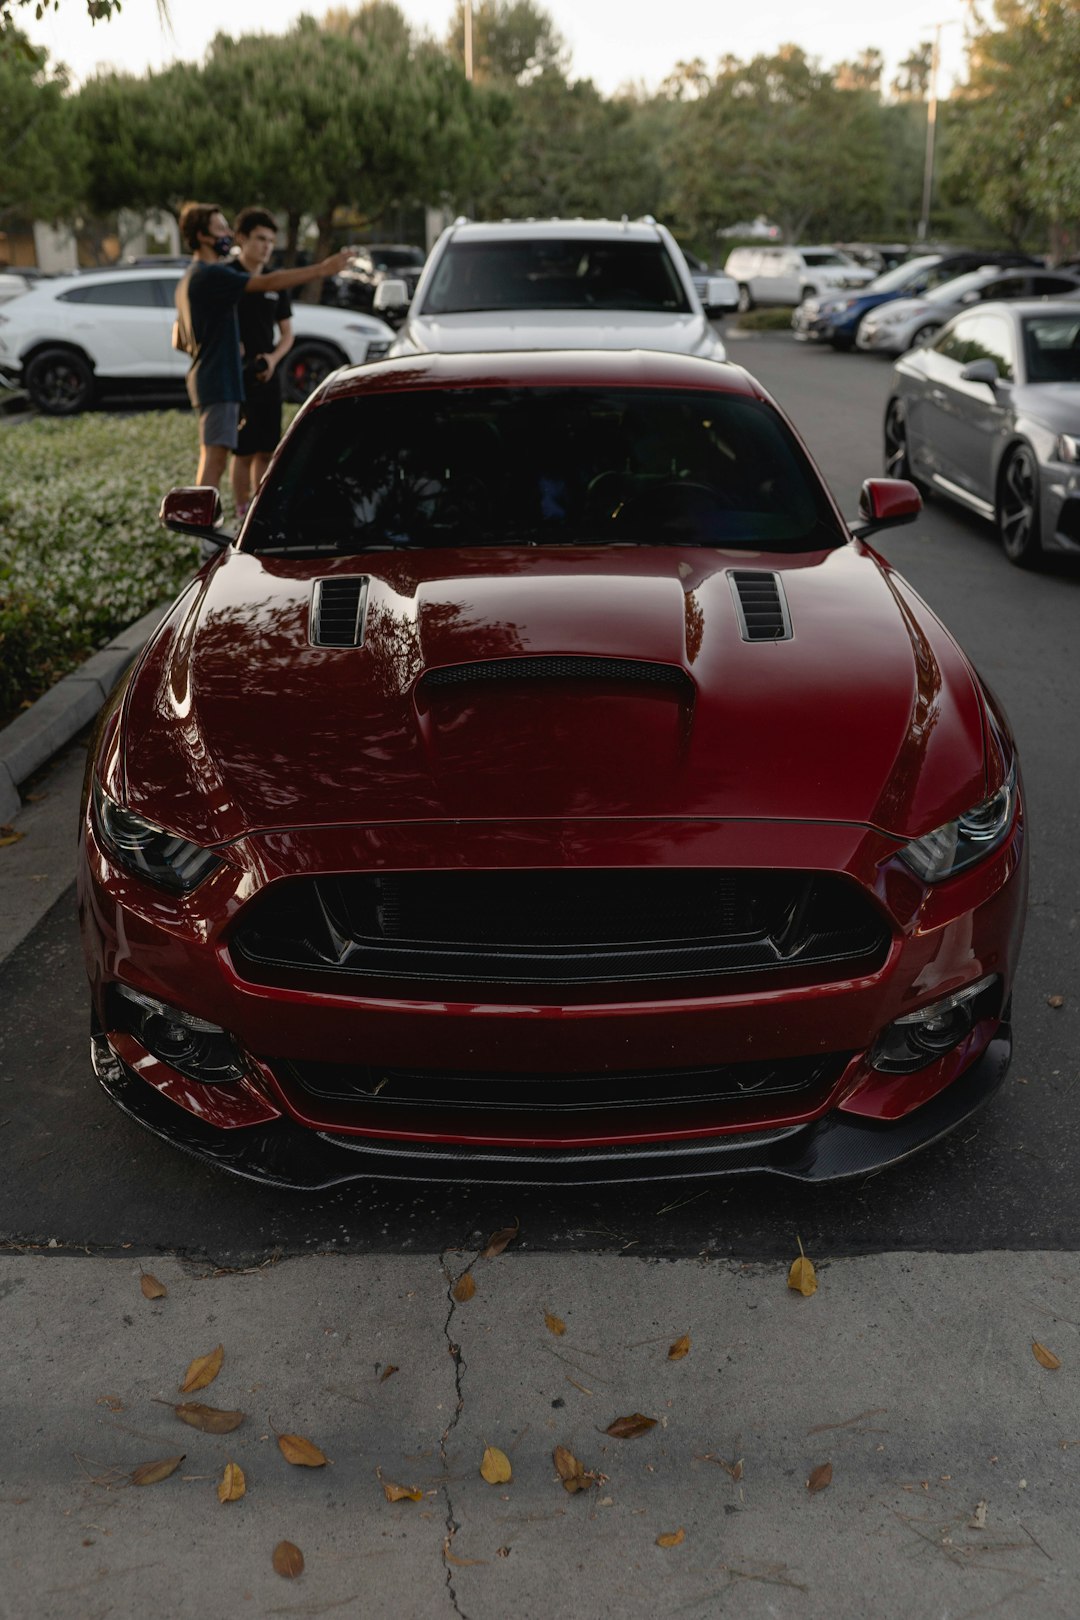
[159,486,227,546]
[373,278,410,312]
[848,477,922,539]
[959,358,999,386]
[703,274,740,315]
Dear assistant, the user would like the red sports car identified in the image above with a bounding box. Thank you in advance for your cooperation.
[79,350,1027,1187]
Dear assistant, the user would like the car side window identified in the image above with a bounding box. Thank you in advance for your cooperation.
[961,314,1015,380]
[1033,274,1080,295]
[933,320,974,363]
[980,276,1026,302]
[58,279,168,308]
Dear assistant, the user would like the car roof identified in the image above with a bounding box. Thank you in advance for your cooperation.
[317,348,762,405]
[446,219,664,244]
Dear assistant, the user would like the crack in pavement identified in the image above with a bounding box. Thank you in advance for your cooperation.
[439,1249,470,1620]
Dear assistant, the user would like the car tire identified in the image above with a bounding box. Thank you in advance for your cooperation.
[24,347,94,415]
[996,444,1043,569]
[883,398,913,481]
[736,283,754,314]
[910,323,941,350]
[281,341,349,404]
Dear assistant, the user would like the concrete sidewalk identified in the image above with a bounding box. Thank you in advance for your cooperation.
[3,1249,1076,1619]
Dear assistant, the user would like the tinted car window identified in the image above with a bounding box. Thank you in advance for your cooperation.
[424,240,691,315]
[1021,313,1080,382]
[800,251,850,268]
[933,321,973,362]
[960,314,1015,379]
[245,387,845,556]
[58,279,166,307]
[1032,274,1079,295]
[980,275,1027,301]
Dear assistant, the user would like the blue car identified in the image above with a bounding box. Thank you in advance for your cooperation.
[793,252,1039,349]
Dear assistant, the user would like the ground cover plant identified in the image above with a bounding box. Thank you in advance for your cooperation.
[0,409,230,723]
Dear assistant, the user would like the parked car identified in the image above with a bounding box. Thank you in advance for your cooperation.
[884,300,1080,567]
[324,243,426,313]
[79,348,1026,1187]
[724,246,875,311]
[857,265,1080,356]
[0,265,395,413]
[795,252,1044,350]
[383,218,738,361]
[0,269,45,304]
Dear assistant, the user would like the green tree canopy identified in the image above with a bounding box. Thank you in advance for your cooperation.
[447,0,566,83]
[0,34,81,221]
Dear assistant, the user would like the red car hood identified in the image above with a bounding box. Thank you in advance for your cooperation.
[122,544,987,848]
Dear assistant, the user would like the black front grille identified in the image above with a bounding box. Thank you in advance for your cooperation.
[277,1052,850,1111]
[423,657,689,689]
[232,869,888,988]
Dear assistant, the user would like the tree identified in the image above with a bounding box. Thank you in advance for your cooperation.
[892,42,933,101]
[447,0,566,84]
[0,35,81,223]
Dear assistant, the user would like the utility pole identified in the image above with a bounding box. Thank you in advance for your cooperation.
[917,24,943,242]
[464,0,474,81]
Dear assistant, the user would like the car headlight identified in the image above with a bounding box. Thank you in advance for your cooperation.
[898,764,1018,882]
[92,781,222,893]
[1055,434,1079,464]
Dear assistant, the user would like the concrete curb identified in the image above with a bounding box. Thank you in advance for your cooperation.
[0,601,170,823]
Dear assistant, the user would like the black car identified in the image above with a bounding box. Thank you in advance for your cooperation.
[323,244,426,312]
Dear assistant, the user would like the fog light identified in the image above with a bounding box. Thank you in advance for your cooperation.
[870,975,998,1075]
[114,985,244,1084]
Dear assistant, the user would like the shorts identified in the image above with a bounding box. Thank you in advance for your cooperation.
[199,401,240,450]
[236,383,283,457]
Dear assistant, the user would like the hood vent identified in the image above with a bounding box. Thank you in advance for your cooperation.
[424,656,690,690]
[311,577,369,647]
[728,571,792,642]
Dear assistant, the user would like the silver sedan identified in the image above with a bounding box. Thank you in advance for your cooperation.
[858,266,1080,355]
[883,299,1080,567]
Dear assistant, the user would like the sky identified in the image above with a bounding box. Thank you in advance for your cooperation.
[30,0,975,97]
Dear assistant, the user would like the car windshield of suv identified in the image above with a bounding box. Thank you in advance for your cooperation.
[868,255,940,294]
[422,240,692,314]
[373,248,424,269]
[800,251,852,268]
[1022,313,1080,382]
[245,387,845,556]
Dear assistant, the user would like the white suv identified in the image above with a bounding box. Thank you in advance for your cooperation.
[0,265,395,414]
[724,246,875,311]
[383,218,738,361]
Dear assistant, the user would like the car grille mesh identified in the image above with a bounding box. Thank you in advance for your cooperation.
[423,656,690,689]
[232,869,888,989]
[728,571,792,642]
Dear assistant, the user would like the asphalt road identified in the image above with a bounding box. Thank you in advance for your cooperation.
[3,331,1078,1265]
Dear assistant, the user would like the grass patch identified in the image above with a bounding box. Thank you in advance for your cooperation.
[735,308,797,332]
[0,409,208,722]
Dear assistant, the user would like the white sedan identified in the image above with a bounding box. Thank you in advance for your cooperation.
[0,264,394,414]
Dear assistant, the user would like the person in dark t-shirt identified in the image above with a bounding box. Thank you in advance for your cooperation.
[174,201,351,495]
[230,207,295,518]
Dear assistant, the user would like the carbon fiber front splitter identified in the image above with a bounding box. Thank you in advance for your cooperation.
[91,1026,1012,1191]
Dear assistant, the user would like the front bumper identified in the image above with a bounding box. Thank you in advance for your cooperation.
[91,1021,1012,1187]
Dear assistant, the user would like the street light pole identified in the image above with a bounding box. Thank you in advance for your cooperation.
[917,23,943,242]
[464,0,473,81]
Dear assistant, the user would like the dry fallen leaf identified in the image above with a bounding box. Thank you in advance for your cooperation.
[545,1312,567,1337]
[787,1236,818,1298]
[131,1455,185,1487]
[278,1434,328,1467]
[381,1478,423,1502]
[668,1334,691,1361]
[807,1462,833,1493]
[218,1461,246,1503]
[1033,1341,1062,1370]
[453,1271,477,1303]
[273,1541,304,1578]
[379,1365,399,1383]
[482,1219,519,1259]
[171,1402,244,1434]
[1047,995,1065,1009]
[480,1446,512,1486]
[553,1444,595,1494]
[968,1499,988,1529]
[139,1273,167,1300]
[656,1528,686,1548]
[0,830,25,849]
[444,1539,488,1567]
[180,1344,224,1394]
[605,1413,658,1440]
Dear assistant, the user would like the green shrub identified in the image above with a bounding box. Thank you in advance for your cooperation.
[735,308,797,331]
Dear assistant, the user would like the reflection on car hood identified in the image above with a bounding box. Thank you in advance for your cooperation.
[122,544,987,848]
[392,309,726,360]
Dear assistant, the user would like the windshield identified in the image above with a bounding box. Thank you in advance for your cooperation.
[422,239,692,315]
[869,255,940,294]
[926,269,993,305]
[1022,313,1080,382]
[801,251,852,268]
[372,248,424,269]
[244,387,845,556]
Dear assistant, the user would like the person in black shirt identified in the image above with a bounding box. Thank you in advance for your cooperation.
[230,208,295,518]
[175,201,351,494]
